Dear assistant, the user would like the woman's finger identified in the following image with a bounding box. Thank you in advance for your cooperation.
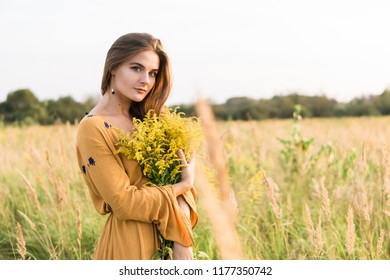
[178,149,188,166]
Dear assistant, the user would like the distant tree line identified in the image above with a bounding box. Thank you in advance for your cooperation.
[179,89,390,120]
[1,88,390,125]
[0,89,96,125]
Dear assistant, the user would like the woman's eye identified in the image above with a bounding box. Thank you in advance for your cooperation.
[149,72,158,78]
[131,66,141,72]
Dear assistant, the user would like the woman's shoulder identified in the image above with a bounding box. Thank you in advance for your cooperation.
[77,113,116,136]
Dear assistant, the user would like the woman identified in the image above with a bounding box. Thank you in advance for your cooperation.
[75,33,197,260]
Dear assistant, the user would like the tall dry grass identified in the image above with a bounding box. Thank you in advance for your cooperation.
[0,123,105,260]
[195,98,243,259]
[196,109,390,259]
[1,109,389,259]
[16,222,26,260]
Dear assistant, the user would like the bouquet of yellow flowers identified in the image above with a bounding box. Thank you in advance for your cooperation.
[116,107,202,259]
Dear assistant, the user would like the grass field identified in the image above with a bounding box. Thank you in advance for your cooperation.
[1,111,389,260]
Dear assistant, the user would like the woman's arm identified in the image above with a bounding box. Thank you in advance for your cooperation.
[172,151,198,259]
[173,195,193,260]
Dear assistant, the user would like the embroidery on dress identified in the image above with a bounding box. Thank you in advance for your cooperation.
[88,157,96,166]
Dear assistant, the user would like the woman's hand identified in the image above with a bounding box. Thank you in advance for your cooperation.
[179,149,195,187]
[172,153,194,260]
[172,149,195,197]
[172,242,193,260]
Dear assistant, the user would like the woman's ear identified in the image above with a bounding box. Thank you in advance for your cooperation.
[110,67,117,76]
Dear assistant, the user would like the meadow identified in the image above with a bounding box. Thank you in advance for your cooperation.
[0,106,389,260]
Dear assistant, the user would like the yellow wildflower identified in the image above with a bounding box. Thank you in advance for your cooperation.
[116,107,202,187]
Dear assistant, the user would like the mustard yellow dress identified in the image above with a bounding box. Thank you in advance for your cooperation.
[75,114,198,259]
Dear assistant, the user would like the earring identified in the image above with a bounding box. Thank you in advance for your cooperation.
[111,88,115,95]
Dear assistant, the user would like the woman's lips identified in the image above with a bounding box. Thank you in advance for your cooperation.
[134,87,147,94]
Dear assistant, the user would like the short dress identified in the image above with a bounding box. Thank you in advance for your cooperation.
[75,114,198,259]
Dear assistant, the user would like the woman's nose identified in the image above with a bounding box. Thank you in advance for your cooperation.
[140,73,150,85]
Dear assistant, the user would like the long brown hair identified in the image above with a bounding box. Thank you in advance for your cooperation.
[101,33,172,119]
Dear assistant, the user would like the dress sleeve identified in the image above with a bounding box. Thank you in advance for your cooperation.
[75,117,194,246]
[181,187,198,229]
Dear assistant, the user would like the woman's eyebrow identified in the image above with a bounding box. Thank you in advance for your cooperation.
[129,62,158,72]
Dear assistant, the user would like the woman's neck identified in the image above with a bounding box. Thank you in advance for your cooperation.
[94,92,132,117]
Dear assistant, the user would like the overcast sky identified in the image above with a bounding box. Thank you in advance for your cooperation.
[1,0,389,105]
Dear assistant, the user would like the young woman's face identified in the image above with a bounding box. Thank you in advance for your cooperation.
[112,50,160,102]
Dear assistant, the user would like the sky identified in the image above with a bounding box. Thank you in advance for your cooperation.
[0,0,389,105]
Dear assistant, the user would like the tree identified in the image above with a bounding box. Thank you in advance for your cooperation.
[224,97,257,120]
[309,95,337,117]
[269,95,296,118]
[374,89,390,115]
[345,96,380,116]
[46,96,88,124]
[0,89,48,124]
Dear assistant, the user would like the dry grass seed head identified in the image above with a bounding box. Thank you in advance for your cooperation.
[305,204,315,245]
[17,210,36,229]
[76,205,82,245]
[358,185,370,223]
[346,206,355,255]
[375,229,385,258]
[380,139,390,207]
[263,170,282,220]
[314,211,323,256]
[195,161,243,259]
[16,222,26,260]
[195,98,237,222]
[320,176,331,222]
[359,143,367,174]
[16,169,41,212]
